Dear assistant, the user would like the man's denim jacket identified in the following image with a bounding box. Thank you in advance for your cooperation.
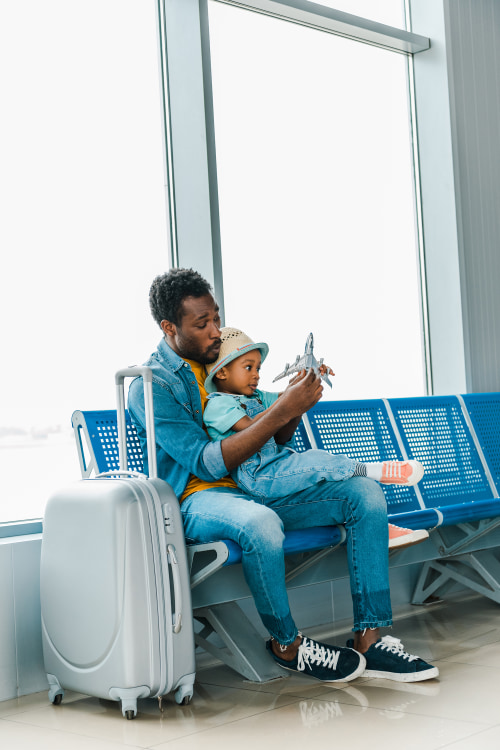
[128,338,228,498]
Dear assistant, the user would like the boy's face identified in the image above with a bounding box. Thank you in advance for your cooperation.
[162,294,222,364]
[215,350,262,396]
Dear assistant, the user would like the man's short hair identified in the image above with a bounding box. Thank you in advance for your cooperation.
[149,268,213,327]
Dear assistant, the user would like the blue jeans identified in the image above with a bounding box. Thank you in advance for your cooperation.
[232,393,358,497]
[181,477,392,645]
[236,445,358,498]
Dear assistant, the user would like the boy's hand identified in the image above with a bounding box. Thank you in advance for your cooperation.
[319,363,335,378]
[288,364,334,386]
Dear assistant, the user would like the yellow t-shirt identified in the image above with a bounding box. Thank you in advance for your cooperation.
[180,358,237,502]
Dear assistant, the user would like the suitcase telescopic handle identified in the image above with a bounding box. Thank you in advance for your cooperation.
[115,366,157,480]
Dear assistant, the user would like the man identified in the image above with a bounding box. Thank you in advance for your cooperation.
[128,268,438,683]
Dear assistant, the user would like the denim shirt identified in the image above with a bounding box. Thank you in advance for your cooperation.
[127,338,228,498]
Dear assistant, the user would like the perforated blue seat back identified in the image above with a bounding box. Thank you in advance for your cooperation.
[306,400,421,515]
[387,396,493,507]
[81,409,144,474]
[461,392,500,492]
[80,410,309,473]
[293,422,312,453]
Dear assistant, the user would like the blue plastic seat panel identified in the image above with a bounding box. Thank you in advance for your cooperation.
[293,421,312,453]
[387,508,440,530]
[387,396,494,507]
[437,498,500,526]
[78,409,145,475]
[222,526,343,566]
[388,499,500,530]
[305,400,422,516]
[461,392,500,492]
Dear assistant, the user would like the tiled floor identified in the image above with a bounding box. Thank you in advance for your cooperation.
[2,593,500,749]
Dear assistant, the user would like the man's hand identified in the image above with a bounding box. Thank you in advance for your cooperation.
[277,369,323,418]
[220,369,323,471]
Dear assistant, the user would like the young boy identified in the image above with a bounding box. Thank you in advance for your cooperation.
[204,327,428,550]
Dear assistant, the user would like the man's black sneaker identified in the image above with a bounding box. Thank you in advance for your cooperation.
[266,636,366,683]
[346,635,439,683]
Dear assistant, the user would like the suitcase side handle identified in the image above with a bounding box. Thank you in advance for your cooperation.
[115,367,157,479]
[167,544,183,633]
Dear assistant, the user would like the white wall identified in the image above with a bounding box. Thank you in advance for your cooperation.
[0,537,47,701]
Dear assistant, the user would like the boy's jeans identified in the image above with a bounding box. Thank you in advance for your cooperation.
[181,476,393,645]
[228,395,359,497]
[236,444,358,498]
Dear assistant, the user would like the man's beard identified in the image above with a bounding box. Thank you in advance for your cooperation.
[201,344,221,365]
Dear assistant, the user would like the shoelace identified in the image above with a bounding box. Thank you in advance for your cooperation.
[297,637,340,672]
[375,635,418,662]
[383,462,405,479]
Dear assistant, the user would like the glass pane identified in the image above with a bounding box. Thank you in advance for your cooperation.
[209,1,425,400]
[0,0,168,523]
[302,0,406,28]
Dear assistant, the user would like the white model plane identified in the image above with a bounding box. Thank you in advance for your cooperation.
[273,332,333,388]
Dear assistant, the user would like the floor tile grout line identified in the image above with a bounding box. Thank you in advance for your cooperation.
[0,712,145,747]
[433,723,500,750]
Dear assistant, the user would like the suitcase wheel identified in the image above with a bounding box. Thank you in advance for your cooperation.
[125,710,136,720]
[175,685,193,706]
[47,675,65,706]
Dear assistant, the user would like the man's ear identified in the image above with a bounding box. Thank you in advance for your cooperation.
[161,319,176,338]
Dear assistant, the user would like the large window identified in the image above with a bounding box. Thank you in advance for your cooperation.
[0,0,428,526]
[0,0,169,523]
[208,1,426,399]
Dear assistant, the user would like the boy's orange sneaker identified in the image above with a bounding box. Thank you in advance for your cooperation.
[388,524,429,550]
[380,460,424,486]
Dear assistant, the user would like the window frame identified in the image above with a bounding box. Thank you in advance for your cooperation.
[9,1,473,536]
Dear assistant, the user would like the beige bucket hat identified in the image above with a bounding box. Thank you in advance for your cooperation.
[204,327,269,393]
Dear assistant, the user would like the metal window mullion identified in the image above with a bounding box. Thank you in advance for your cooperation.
[155,0,179,269]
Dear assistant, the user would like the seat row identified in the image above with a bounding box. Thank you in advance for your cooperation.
[70,391,500,681]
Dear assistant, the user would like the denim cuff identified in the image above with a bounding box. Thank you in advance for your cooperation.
[202,439,230,479]
[259,610,298,646]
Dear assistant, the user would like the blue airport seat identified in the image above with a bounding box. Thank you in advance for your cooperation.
[72,409,144,478]
[304,399,422,516]
[460,392,500,492]
[387,395,499,525]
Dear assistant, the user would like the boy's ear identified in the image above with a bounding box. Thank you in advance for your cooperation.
[214,367,227,382]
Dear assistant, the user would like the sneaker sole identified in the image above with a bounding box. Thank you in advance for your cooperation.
[389,529,429,550]
[276,651,367,683]
[364,665,439,682]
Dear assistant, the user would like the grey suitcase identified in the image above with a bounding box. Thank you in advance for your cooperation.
[40,367,195,719]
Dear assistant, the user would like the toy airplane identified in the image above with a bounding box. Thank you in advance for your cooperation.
[273,333,333,388]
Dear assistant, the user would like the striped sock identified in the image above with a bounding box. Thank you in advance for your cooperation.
[353,463,367,477]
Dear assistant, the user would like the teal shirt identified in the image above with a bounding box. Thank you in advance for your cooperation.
[203,390,280,441]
